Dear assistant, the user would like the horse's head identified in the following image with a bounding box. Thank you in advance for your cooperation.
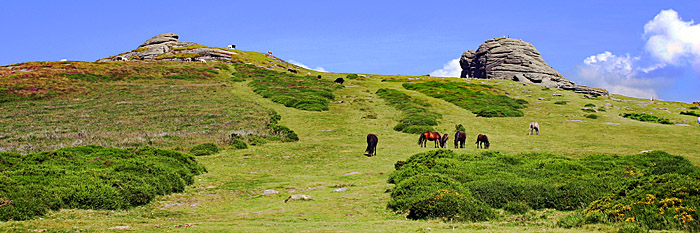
[485,141,490,149]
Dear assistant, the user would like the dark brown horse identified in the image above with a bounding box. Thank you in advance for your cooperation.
[366,134,378,157]
[475,134,490,149]
[418,132,442,148]
[440,134,449,148]
[454,131,466,148]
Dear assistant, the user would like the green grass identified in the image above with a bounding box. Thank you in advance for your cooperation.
[376,88,441,134]
[235,64,341,111]
[2,51,700,232]
[403,81,528,117]
[0,145,206,221]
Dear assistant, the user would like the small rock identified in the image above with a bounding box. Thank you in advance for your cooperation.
[108,226,130,230]
[640,150,653,153]
[552,94,563,96]
[676,124,691,127]
[285,194,312,202]
[263,189,279,195]
[602,122,620,125]
[538,97,547,100]
[333,187,348,192]
[343,172,360,176]
[504,92,510,95]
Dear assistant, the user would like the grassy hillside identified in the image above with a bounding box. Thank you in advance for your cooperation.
[1,49,700,232]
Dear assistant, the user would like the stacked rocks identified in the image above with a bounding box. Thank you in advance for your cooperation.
[460,37,608,96]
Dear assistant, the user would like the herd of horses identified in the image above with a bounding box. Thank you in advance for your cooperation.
[364,122,541,156]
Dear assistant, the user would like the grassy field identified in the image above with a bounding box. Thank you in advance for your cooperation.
[1,55,700,232]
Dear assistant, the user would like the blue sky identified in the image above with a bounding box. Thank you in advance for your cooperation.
[1,1,699,102]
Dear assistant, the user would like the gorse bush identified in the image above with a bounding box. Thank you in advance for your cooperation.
[690,106,699,110]
[0,146,206,221]
[621,113,673,124]
[376,88,441,134]
[584,103,596,108]
[388,150,699,230]
[234,64,341,111]
[554,101,567,105]
[189,142,219,156]
[586,114,599,119]
[402,81,528,117]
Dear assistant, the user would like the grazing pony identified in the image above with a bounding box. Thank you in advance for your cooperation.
[334,78,345,84]
[418,132,442,148]
[365,134,378,157]
[440,134,449,148]
[454,131,466,148]
[475,134,490,149]
[529,122,540,135]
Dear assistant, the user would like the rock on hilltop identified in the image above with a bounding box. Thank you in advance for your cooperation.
[460,37,607,96]
[97,33,237,62]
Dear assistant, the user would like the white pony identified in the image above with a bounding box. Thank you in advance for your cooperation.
[697,116,700,126]
[529,122,540,135]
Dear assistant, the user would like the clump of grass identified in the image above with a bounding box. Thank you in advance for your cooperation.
[229,138,248,149]
[585,114,599,119]
[236,64,340,111]
[584,103,596,108]
[582,108,597,113]
[402,81,527,117]
[689,106,699,110]
[554,101,567,105]
[388,149,700,230]
[0,145,206,221]
[62,73,122,82]
[621,113,673,124]
[189,142,219,156]
[376,88,441,134]
[679,111,700,117]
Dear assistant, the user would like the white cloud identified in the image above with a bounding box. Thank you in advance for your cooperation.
[643,9,700,68]
[576,51,659,98]
[429,59,461,77]
[288,60,327,72]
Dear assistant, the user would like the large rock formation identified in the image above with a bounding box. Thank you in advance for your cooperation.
[460,37,608,96]
[97,33,237,62]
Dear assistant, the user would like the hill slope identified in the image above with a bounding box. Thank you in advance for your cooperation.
[1,40,700,231]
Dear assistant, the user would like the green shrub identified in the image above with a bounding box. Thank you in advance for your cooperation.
[690,106,699,110]
[376,88,441,134]
[266,112,299,142]
[346,73,359,79]
[503,201,532,214]
[582,108,597,113]
[621,113,673,124]
[406,189,495,222]
[230,138,248,149]
[679,111,700,117]
[584,103,596,107]
[455,124,466,132]
[387,149,700,229]
[238,64,340,111]
[402,81,527,118]
[554,101,567,105]
[0,146,206,221]
[586,114,599,119]
[189,143,219,156]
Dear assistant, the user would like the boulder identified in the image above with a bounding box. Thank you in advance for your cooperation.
[139,33,179,48]
[97,33,237,62]
[460,37,608,96]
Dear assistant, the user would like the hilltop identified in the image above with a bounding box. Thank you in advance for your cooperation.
[1,33,700,232]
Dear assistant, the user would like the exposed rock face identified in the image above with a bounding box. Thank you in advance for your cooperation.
[460,37,608,96]
[97,33,238,62]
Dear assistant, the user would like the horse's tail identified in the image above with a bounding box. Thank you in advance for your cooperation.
[454,132,459,147]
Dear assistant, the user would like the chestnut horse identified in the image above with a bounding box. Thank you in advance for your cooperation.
[365,134,378,157]
[454,131,466,148]
[475,134,490,149]
[440,134,449,148]
[418,132,442,148]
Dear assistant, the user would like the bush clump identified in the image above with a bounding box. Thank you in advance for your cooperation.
[689,106,699,110]
[584,103,596,107]
[403,81,527,117]
[266,112,298,142]
[376,88,441,134]
[388,149,700,230]
[554,101,567,105]
[189,142,219,156]
[621,113,673,124]
[0,146,206,221]
[230,138,248,149]
[586,114,599,119]
[679,110,700,117]
[236,64,341,111]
